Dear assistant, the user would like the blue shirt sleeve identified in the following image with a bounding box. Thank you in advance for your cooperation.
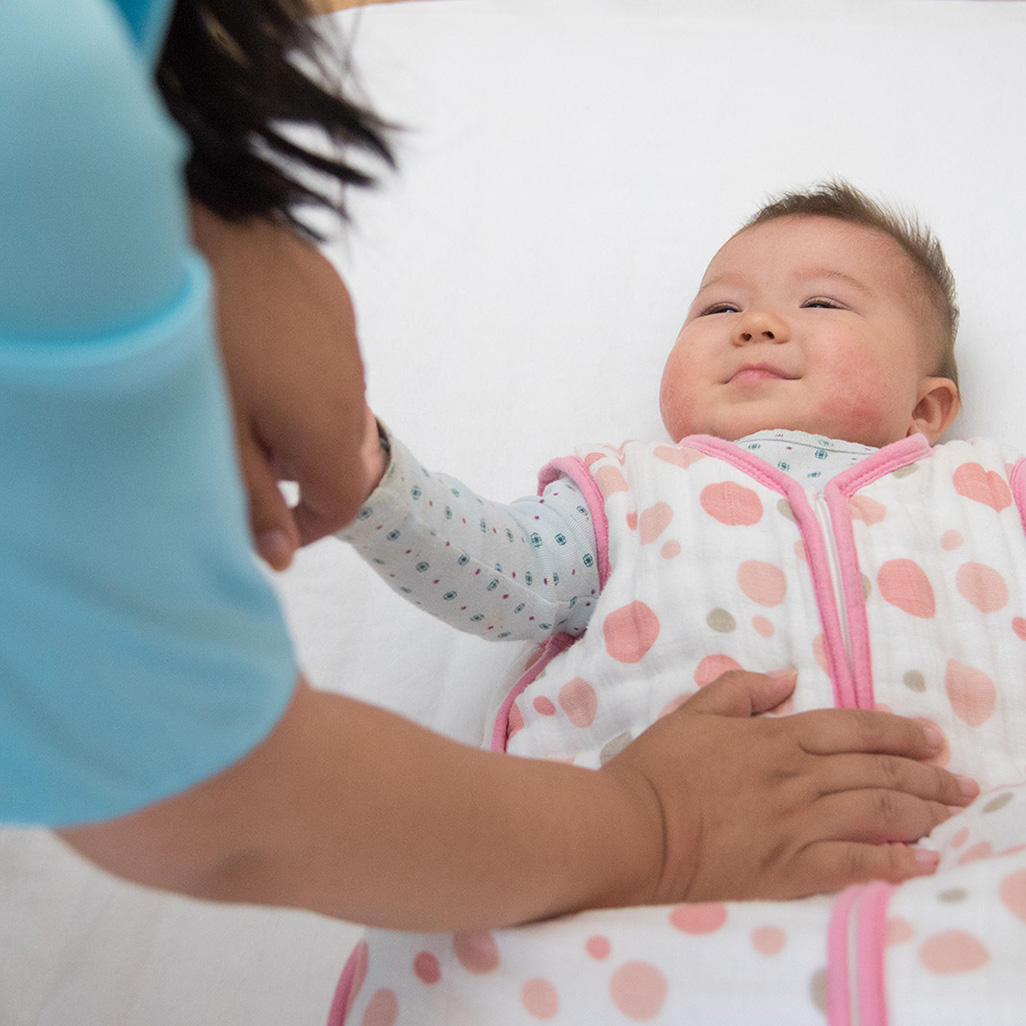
[0,0,297,826]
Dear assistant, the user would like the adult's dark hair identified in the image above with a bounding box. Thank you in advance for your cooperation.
[156,0,394,239]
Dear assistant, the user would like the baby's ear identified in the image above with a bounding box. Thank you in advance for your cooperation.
[910,377,960,443]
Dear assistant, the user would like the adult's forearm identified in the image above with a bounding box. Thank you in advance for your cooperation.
[58,677,660,931]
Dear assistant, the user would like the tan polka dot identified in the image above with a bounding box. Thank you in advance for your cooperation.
[706,608,736,633]
[808,968,827,1014]
[903,670,927,693]
[983,792,1015,813]
[938,888,969,903]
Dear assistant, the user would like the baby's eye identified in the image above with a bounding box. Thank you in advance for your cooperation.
[803,297,843,310]
[700,302,740,316]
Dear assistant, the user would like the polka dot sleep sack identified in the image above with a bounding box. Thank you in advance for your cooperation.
[332,433,1026,1025]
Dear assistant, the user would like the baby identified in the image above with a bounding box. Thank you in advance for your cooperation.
[333,182,1026,1024]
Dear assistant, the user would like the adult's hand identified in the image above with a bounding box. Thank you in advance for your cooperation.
[190,204,376,570]
[601,668,976,905]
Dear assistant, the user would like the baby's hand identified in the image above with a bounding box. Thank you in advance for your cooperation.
[601,669,976,904]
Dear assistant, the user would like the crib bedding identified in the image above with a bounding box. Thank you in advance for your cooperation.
[6,3,1026,1025]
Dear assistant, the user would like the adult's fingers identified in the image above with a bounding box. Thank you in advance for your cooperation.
[236,422,300,571]
[676,668,797,718]
[791,840,941,896]
[810,787,954,847]
[811,750,977,808]
[791,707,948,761]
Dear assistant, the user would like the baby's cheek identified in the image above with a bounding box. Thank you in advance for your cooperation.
[659,356,695,438]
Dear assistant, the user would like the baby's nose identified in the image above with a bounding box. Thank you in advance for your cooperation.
[732,310,789,345]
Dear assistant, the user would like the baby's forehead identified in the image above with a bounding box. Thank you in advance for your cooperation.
[704,214,916,281]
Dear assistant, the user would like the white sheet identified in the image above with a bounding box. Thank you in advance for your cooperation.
[5,2,1026,1023]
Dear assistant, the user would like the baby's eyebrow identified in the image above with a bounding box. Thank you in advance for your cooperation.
[695,272,742,293]
[793,267,873,295]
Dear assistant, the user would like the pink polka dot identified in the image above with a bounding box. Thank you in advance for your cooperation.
[361,989,399,1026]
[751,925,787,956]
[655,445,705,469]
[752,615,775,637]
[694,654,742,688]
[945,659,996,727]
[951,826,970,849]
[595,465,629,498]
[941,530,964,551]
[413,952,441,985]
[603,602,660,663]
[737,560,787,606]
[558,677,598,728]
[609,961,668,1020]
[639,502,674,544]
[670,902,728,934]
[813,634,829,674]
[957,841,994,866]
[878,559,936,618]
[626,511,638,531]
[586,935,611,960]
[453,930,500,974]
[886,917,916,945]
[1013,617,1026,641]
[953,463,1012,512]
[999,867,1026,923]
[918,930,990,975]
[700,481,763,526]
[794,540,808,563]
[661,540,682,560]
[956,562,1009,614]
[521,978,559,1019]
[584,451,606,468]
[533,696,556,716]
[849,494,887,525]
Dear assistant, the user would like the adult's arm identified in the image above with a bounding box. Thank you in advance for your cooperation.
[60,669,973,930]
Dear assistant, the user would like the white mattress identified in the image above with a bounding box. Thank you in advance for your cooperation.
[5,2,1026,1023]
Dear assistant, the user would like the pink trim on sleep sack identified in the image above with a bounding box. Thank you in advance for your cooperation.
[1010,457,1026,537]
[827,882,895,1026]
[327,939,368,1026]
[491,633,576,752]
[827,435,931,710]
[539,456,612,588]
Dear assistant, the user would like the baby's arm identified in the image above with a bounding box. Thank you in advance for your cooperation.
[338,419,602,640]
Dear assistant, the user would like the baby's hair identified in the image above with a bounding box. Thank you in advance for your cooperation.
[743,180,959,390]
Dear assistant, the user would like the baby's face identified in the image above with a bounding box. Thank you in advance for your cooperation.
[659,215,950,447]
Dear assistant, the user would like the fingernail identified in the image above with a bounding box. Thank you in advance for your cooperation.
[958,776,980,799]
[921,723,945,750]
[914,849,940,873]
[258,530,294,571]
[768,668,797,682]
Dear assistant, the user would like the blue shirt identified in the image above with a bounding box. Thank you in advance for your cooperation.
[0,0,297,825]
